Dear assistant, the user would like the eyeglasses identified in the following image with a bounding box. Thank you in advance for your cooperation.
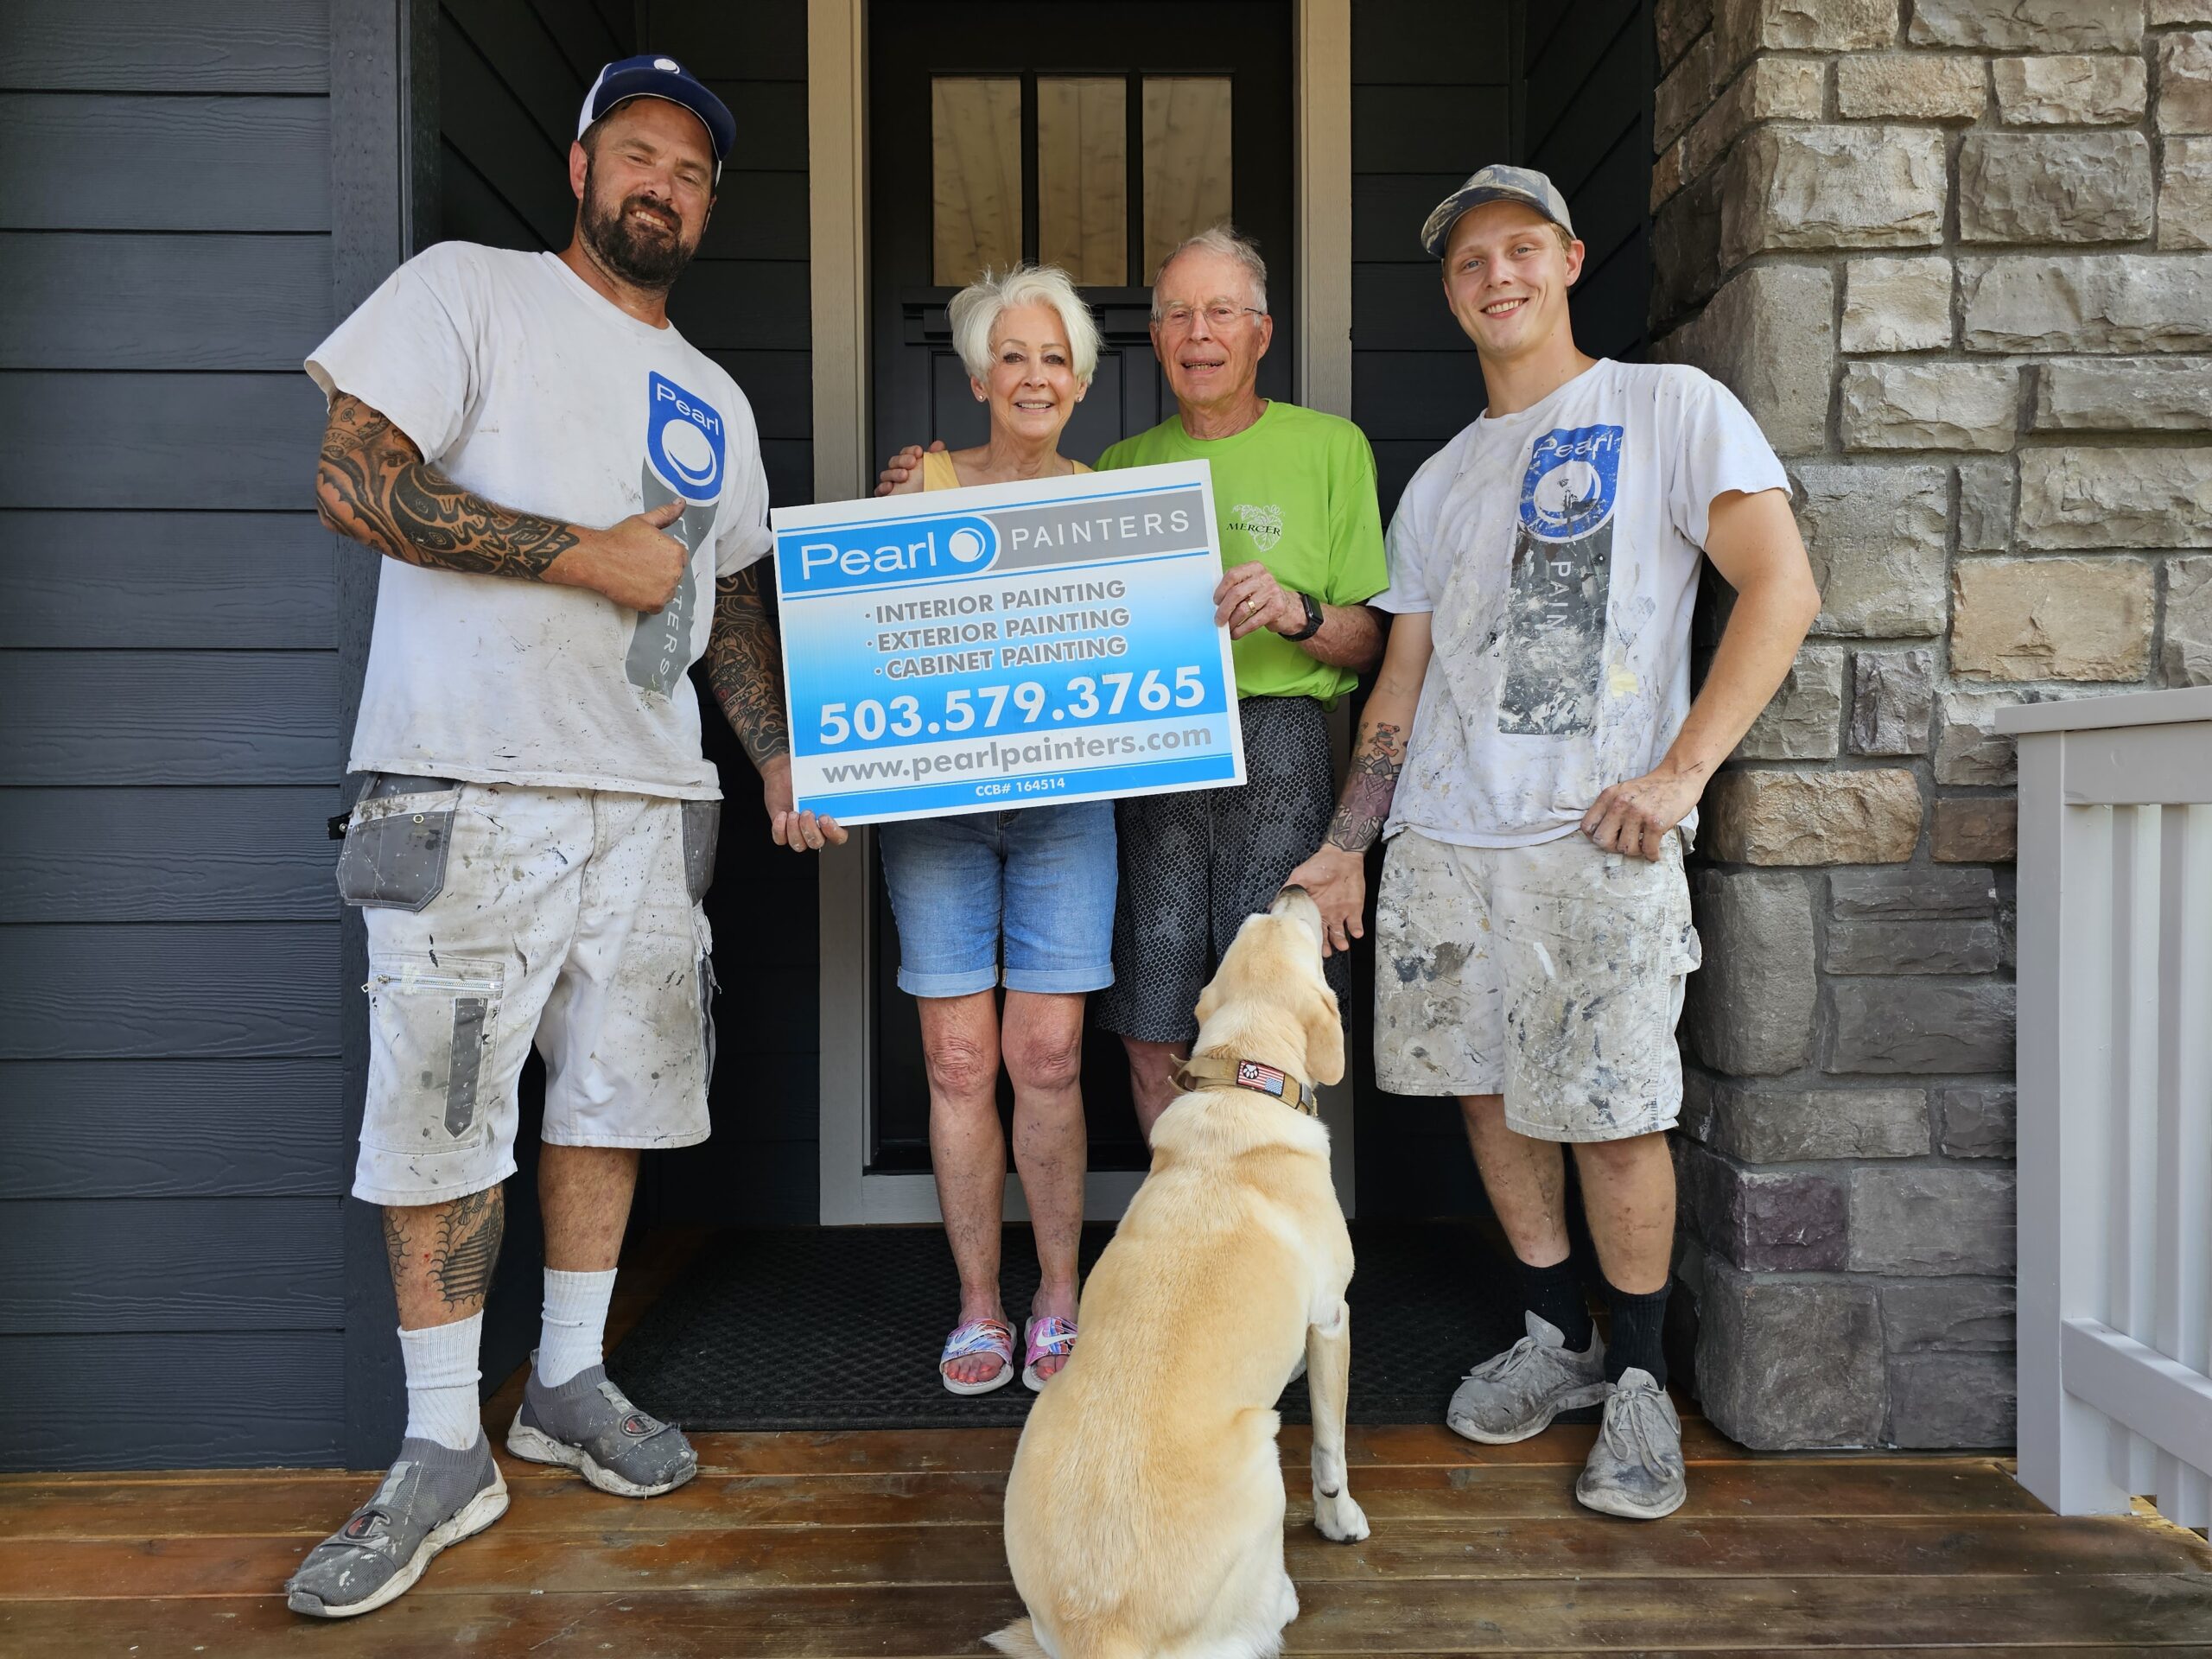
[1152,301,1266,331]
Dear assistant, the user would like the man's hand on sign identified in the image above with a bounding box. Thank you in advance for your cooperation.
[1214,561,1302,641]
[1580,765,1703,862]
[760,755,848,851]
[1284,842,1367,957]
[875,440,945,497]
[548,500,690,612]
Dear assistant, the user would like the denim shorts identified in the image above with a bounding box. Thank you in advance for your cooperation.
[877,801,1118,998]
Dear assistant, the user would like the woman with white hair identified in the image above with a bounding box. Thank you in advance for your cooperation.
[880,264,1109,1395]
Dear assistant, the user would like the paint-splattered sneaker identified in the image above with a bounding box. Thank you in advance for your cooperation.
[506,1358,698,1497]
[1446,1311,1608,1445]
[1574,1368,1687,1521]
[285,1434,506,1618]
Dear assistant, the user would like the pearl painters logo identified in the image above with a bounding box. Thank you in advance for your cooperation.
[645,370,726,502]
[1227,502,1283,553]
[1518,423,1623,542]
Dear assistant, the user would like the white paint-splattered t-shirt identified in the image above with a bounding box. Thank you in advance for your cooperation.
[1374,359,1787,848]
[308,243,772,800]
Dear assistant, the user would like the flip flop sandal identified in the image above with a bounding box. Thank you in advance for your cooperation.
[939,1317,1016,1395]
[1023,1315,1078,1391]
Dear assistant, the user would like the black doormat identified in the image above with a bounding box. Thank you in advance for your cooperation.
[609,1220,1537,1431]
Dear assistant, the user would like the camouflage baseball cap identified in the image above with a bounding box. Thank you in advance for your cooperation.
[1420,164,1576,258]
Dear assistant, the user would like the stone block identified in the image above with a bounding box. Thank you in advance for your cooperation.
[1680,56,1826,184]
[1850,648,1935,755]
[2159,31,2212,134]
[1651,265,1835,456]
[1681,1072,1929,1161]
[1651,166,1728,327]
[2165,557,2212,684]
[1703,769,1923,866]
[1841,361,2017,452]
[1721,125,1947,263]
[1650,141,1686,213]
[1952,558,2155,683]
[1882,1280,2017,1353]
[2161,136,2212,250]
[1840,256,1952,353]
[1850,1166,2017,1275]
[2017,447,2212,549]
[1680,1141,1848,1272]
[1956,458,2013,553]
[2155,0,2212,21]
[1793,462,1949,637]
[1993,54,2148,124]
[1735,645,1844,760]
[1933,798,2017,863]
[1657,0,1714,71]
[1938,1084,2017,1157]
[1959,131,2155,245]
[1909,0,2140,49]
[1835,53,1986,121]
[1696,1261,1886,1449]
[1825,919,1999,976]
[1716,0,1898,67]
[1962,254,2212,353]
[1888,1352,2017,1447]
[2034,356,2212,430]
[1830,866,1997,920]
[1681,868,1817,1075]
[1826,980,2017,1077]
[1935,689,2022,785]
[1656,30,1719,152]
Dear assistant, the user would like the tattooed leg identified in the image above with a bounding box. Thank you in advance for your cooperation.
[702,566,791,769]
[1325,720,1405,854]
[385,1186,506,1326]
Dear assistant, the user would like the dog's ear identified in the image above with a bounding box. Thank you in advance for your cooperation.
[1194,976,1224,1031]
[1303,982,1346,1087]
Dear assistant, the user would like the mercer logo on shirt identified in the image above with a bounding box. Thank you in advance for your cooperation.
[645,371,726,503]
[1226,502,1284,553]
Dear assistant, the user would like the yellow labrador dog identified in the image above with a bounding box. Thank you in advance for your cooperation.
[988,887,1367,1659]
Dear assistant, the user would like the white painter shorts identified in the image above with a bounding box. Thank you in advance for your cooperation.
[1372,827,1700,1142]
[337,776,719,1205]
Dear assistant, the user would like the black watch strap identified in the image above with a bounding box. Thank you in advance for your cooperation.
[1283,590,1324,641]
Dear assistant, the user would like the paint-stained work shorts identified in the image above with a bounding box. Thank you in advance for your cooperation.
[337,775,718,1205]
[1373,827,1700,1143]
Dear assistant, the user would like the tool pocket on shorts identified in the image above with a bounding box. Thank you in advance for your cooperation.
[680,798,721,903]
[697,951,721,1089]
[362,952,503,1153]
[337,774,463,912]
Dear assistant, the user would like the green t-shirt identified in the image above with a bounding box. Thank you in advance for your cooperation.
[1096,401,1388,702]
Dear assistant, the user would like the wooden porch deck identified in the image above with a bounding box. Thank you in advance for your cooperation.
[5,1407,2210,1655]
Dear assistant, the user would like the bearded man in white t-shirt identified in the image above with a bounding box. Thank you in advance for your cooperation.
[1287,166,1820,1521]
[284,57,845,1619]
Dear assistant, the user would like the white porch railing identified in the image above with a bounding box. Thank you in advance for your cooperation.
[2003,686,2212,1523]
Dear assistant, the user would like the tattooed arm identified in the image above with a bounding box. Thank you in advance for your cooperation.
[315,390,690,612]
[703,565,848,851]
[1284,611,1433,956]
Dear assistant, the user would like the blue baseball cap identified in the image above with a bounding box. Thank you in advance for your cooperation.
[576,54,735,180]
[1420,164,1576,258]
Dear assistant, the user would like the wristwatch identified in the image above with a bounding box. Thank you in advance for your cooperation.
[1281,590,1324,641]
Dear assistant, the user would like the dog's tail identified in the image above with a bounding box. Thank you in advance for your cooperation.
[982,1618,1051,1658]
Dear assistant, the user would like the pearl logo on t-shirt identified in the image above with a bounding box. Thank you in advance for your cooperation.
[1519,423,1622,542]
[645,370,726,503]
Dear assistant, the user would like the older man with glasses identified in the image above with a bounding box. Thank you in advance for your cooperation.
[882,226,1387,1139]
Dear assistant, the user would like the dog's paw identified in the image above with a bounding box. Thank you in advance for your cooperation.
[1311,1484,1369,1543]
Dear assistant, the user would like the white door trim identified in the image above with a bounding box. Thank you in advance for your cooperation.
[810,0,1357,1225]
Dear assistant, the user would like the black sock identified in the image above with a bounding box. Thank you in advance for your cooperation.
[1603,1281,1669,1387]
[1515,1255,1592,1351]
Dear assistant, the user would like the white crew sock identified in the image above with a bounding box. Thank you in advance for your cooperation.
[537,1267,619,1388]
[398,1313,483,1451]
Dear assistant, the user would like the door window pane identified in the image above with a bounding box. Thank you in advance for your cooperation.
[1142,78,1232,281]
[932,77,1022,287]
[1038,78,1128,286]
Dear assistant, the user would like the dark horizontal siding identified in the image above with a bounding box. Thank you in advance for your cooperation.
[0,1,346,1471]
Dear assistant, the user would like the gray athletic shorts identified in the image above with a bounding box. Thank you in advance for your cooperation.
[1093,695,1349,1045]
[1373,827,1700,1142]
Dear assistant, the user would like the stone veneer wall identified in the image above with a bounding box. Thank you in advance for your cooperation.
[1646,0,2212,1449]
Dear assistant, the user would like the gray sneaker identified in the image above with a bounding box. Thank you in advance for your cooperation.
[1446,1311,1608,1445]
[506,1358,698,1497]
[285,1434,506,1618]
[1574,1368,1688,1520]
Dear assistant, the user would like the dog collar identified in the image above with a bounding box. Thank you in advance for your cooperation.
[1174,1055,1319,1116]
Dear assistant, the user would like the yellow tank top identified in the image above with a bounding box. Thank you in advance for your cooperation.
[920,450,1092,490]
